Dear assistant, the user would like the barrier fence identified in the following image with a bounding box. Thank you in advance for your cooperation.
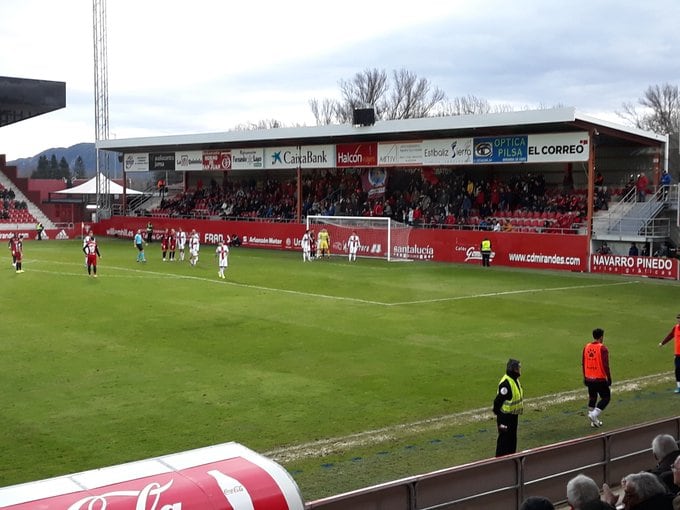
[306,416,680,510]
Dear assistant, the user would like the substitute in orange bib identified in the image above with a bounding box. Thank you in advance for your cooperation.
[493,358,523,456]
[658,313,680,393]
[582,328,611,428]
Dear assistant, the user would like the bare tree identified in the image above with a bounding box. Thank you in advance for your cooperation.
[337,68,389,122]
[618,83,680,134]
[436,95,493,116]
[309,98,339,126]
[383,69,446,120]
[310,68,450,124]
[232,119,284,131]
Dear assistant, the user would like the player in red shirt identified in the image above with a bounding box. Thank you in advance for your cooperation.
[82,236,102,277]
[13,235,24,273]
[161,229,170,261]
[8,233,18,268]
[168,229,177,261]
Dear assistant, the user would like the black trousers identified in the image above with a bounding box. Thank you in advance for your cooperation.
[495,413,519,456]
[482,251,491,266]
[586,380,611,410]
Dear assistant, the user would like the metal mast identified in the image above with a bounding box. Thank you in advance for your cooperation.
[92,0,110,218]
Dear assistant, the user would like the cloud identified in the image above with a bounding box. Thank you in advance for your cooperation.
[2,0,680,160]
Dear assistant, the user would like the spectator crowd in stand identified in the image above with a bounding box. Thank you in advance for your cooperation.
[0,184,28,220]
[151,169,615,232]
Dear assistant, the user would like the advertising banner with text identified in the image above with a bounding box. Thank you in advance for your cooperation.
[264,145,335,169]
[203,150,232,171]
[336,143,378,167]
[97,217,589,272]
[231,148,264,170]
[0,443,304,510]
[175,150,203,171]
[149,152,176,171]
[123,153,149,172]
[591,254,678,280]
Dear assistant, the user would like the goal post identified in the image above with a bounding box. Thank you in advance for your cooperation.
[305,215,414,261]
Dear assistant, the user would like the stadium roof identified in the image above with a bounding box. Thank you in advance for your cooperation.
[0,76,66,128]
[97,107,666,154]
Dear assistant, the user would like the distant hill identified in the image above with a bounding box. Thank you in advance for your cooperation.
[8,142,122,178]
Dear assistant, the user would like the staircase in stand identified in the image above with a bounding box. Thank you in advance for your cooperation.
[592,186,673,240]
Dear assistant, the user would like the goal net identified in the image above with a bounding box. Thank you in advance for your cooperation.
[305,215,414,261]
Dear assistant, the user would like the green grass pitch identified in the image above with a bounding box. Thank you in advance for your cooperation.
[1,237,678,499]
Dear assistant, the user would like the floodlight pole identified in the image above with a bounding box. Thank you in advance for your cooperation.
[92,0,110,220]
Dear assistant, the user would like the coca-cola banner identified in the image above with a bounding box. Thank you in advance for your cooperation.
[591,254,679,280]
[96,217,590,272]
[0,442,304,510]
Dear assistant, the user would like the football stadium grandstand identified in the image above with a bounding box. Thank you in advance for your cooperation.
[2,77,680,508]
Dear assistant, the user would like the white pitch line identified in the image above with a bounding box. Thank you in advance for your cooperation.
[264,372,672,463]
[21,262,639,308]
[24,262,390,304]
[386,280,638,306]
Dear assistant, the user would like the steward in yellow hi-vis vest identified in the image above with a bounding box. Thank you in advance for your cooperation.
[582,328,611,428]
[493,358,523,456]
[481,237,492,267]
[658,313,680,393]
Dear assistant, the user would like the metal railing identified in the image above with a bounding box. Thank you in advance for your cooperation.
[594,185,678,239]
[306,417,680,510]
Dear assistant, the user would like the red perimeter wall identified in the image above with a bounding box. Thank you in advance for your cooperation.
[96,217,590,272]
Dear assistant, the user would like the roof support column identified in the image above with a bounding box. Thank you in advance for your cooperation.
[296,165,302,223]
[586,129,596,239]
[296,145,302,223]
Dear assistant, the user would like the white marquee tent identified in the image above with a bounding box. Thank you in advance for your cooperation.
[55,174,143,195]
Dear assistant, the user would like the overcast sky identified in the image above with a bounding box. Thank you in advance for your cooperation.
[1,0,679,161]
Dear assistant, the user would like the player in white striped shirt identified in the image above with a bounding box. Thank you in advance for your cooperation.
[215,240,229,279]
[348,231,360,262]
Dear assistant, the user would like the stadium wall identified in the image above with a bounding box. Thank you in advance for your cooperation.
[95,217,590,272]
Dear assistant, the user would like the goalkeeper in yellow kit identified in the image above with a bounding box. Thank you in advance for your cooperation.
[318,228,330,258]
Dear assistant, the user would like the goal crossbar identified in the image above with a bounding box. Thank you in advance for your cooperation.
[305,215,412,262]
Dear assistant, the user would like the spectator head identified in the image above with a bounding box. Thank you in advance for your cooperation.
[672,454,680,486]
[519,496,554,510]
[621,471,667,508]
[652,434,678,462]
[566,474,601,510]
